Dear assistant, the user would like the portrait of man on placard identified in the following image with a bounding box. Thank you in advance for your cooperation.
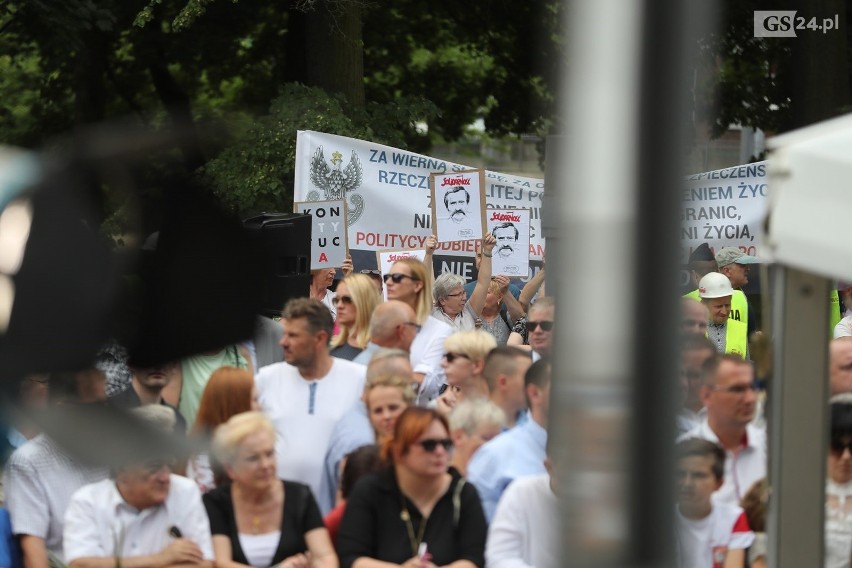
[492,221,519,258]
[444,185,471,224]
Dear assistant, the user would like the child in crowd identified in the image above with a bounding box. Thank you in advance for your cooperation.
[676,438,754,568]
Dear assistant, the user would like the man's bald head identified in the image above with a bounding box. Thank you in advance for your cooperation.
[366,348,413,380]
[830,337,852,395]
[369,300,417,350]
[682,298,709,335]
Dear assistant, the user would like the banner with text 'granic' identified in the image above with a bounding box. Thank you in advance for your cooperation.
[294,130,545,281]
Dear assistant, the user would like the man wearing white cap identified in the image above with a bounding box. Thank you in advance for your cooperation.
[715,247,759,335]
[699,272,749,358]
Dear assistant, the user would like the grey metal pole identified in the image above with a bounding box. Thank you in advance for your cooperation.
[554,0,711,565]
[767,266,829,567]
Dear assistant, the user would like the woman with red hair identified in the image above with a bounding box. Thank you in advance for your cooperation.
[336,407,486,568]
[187,366,260,492]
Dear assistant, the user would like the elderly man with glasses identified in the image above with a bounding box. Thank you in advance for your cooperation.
[63,406,213,568]
[678,353,766,508]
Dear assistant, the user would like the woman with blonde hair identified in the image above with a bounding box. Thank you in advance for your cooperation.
[384,257,453,394]
[440,330,498,405]
[337,407,486,568]
[331,274,381,361]
[363,374,416,444]
[204,412,337,568]
[187,366,259,492]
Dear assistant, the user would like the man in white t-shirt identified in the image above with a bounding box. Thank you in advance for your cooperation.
[255,298,366,501]
[675,438,754,568]
[679,353,766,508]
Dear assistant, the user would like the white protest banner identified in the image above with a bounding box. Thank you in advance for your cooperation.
[294,199,348,268]
[376,249,428,301]
[681,161,767,289]
[430,170,486,243]
[487,208,530,277]
[682,162,767,261]
[294,131,545,275]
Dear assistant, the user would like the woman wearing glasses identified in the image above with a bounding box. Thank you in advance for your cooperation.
[440,331,497,406]
[204,412,338,568]
[431,234,496,333]
[336,407,487,568]
[384,258,453,401]
[331,274,382,361]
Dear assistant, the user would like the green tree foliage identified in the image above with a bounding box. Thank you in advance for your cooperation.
[202,84,437,216]
[692,0,849,139]
[0,0,559,228]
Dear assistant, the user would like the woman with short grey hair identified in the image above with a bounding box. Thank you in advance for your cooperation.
[432,233,497,331]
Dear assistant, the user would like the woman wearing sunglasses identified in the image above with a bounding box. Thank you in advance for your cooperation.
[826,394,852,567]
[330,274,382,361]
[336,407,486,568]
[439,331,497,408]
[384,258,454,399]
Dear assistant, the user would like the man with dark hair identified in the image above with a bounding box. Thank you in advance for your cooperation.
[678,354,765,507]
[675,438,754,568]
[255,298,366,503]
[4,369,109,568]
[492,222,519,258]
[110,363,187,434]
[483,346,532,429]
[444,186,471,223]
[467,357,551,521]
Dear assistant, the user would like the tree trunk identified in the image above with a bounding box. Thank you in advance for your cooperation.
[74,30,109,125]
[304,0,365,109]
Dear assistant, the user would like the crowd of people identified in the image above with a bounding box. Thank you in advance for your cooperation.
[0,233,559,568]
[678,243,852,567]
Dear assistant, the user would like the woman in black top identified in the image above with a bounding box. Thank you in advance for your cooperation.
[336,407,486,568]
[203,411,337,568]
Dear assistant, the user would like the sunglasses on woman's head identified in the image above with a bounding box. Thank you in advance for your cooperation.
[383,273,417,284]
[333,294,353,305]
[527,320,554,332]
[418,438,453,452]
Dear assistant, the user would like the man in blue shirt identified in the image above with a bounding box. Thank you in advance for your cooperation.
[467,357,551,521]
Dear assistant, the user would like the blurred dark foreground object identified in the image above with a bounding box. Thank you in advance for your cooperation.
[0,125,262,378]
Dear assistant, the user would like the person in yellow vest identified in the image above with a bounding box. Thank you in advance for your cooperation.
[682,244,749,329]
[715,247,758,335]
[699,272,748,358]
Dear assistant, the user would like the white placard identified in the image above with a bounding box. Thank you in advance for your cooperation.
[430,170,487,243]
[293,199,348,268]
[487,208,530,277]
